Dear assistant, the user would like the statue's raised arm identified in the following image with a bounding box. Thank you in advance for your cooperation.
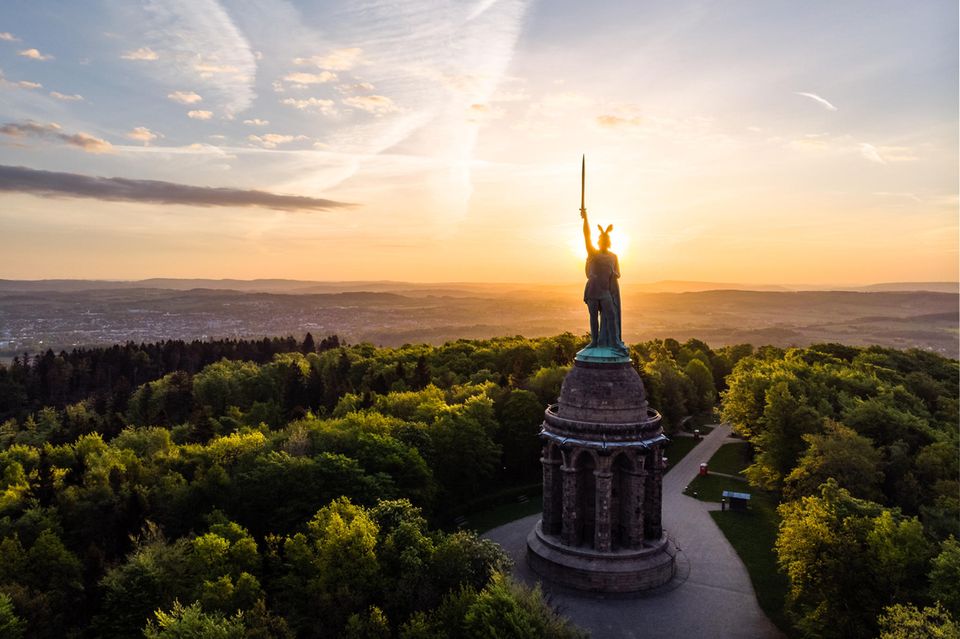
[582,209,597,256]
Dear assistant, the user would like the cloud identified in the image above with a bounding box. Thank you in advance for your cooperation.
[0,164,353,211]
[294,48,363,71]
[168,90,203,104]
[17,80,42,89]
[282,71,337,87]
[343,95,398,115]
[337,82,376,94]
[243,118,269,126]
[466,103,504,122]
[132,0,257,116]
[18,48,54,61]
[784,134,918,165]
[247,133,309,149]
[858,143,885,164]
[0,32,20,42]
[873,145,919,163]
[280,97,336,115]
[786,133,832,152]
[194,61,240,76]
[121,46,159,61]
[595,114,642,128]
[795,91,837,112]
[126,127,161,145]
[50,91,84,101]
[0,120,113,153]
[187,110,214,120]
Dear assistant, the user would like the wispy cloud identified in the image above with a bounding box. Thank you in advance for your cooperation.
[280,97,336,115]
[859,142,885,164]
[784,134,918,165]
[126,127,161,145]
[17,80,42,90]
[596,114,642,128]
[168,90,203,104]
[50,91,84,101]
[0,164,352,212]
[18,48,54,61]
[194,61,240,76]
[247,133,309,149]
[121,46,159,61]
[294,48,364,71]
[0,33,20,42]
[342,95,399,115]
[795,91,837,111]
[0,120,112,153]
[337,82,376,94]
[466,103,504,122]
[133,0,257,116]
[187,110,213,120]
[282,71,337,87]
[243,118,269,126]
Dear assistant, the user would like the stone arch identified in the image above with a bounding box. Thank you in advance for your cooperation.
[572,447,596,547]
[541,441,564,535]
[643,446,664,540]
[611,451,637,549]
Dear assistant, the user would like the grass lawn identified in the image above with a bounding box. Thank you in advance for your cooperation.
[707,442,752,476]
[663,436,700,473]
[465,493,543,534]
[683,473,749,501]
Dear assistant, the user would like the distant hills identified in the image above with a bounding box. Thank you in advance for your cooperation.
[1,281,956,358]
[0,278,956,295]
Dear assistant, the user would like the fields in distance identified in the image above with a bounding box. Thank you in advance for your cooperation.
[0,280,956,358]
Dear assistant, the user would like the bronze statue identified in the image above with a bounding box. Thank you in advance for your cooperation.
[579,156,626,354]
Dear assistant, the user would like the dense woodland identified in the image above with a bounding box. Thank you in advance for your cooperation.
[0,334,956,637]
[722,344,959,638]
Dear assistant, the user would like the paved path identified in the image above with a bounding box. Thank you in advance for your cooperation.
[485,425,784,639]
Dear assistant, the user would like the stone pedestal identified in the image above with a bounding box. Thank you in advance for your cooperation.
[526,354,675,593]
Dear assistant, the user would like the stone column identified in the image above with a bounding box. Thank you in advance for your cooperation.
[594,456,613,552]
[561,463,579,546]
[541,455,562,535]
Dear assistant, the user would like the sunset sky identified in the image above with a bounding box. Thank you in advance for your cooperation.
[0,0,956,285]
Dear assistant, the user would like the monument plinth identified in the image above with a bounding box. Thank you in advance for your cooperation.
[526,157,675,593]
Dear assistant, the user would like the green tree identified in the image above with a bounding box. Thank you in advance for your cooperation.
[683,358,716,415]
[495,390,544,483]
[776,480,933,639]
[877,603,959,639]
[746,381,822,490]
[143,601,246,639]
[930,537,960,617]
[343,606,390,639]
[462,573,586,639]
[0,592,26,639]
[783,421,883,501]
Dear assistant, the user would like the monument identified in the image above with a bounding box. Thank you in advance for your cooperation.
[526,156,676,593]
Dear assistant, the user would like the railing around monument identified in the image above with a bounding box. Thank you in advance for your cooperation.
[542,403,664,445]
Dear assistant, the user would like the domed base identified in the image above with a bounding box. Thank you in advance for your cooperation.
[526,521,676,593]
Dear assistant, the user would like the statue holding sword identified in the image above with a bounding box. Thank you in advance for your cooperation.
[579,155,627,355]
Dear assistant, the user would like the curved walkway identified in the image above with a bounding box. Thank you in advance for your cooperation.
[484,424,784,639]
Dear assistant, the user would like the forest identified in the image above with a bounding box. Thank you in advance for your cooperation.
[0,333,956,637]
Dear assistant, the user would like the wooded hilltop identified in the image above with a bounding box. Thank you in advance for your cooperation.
[0,334,956,638]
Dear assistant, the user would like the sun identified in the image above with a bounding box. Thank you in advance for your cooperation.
[567,227,631,262]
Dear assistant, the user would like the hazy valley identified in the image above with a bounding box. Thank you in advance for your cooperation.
[1,279,956,359]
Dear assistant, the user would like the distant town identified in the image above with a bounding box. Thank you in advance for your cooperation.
[1,280,956,360]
